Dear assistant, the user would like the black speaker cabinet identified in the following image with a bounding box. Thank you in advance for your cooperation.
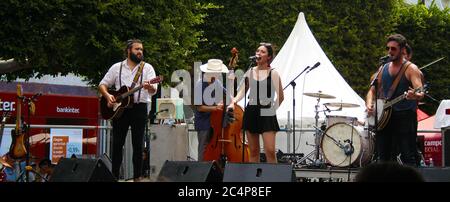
[223,163,296,182]
[157,161,223,182]
[443,128,450,167]
[418,167,450,182]
[50,158,116,182]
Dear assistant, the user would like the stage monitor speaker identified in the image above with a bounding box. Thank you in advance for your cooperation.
[99,153,112,173]
[157,161,222,182]
[49,158,116,182]
[418,167,450,182]
[443,128,450,167]
[223,163,296,182]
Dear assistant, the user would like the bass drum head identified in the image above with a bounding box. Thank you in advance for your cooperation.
[321,123,373,167]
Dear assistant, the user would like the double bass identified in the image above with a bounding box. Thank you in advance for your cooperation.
[203,48,249,167]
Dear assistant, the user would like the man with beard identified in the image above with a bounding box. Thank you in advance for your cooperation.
[99,39,158,181]
[366,34,424,166]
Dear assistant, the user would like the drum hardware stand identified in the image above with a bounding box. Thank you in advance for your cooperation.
[313,96,325,165]
[346,118,356,181]
[16,93,43,182]
[295,102,329,167]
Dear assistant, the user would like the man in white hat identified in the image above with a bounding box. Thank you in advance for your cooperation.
[193,59,230,161]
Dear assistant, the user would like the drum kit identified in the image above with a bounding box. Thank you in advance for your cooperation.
[296,91,375,168]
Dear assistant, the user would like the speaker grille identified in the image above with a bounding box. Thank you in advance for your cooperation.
[157,161,222,182]
[223,163,296,182]
[49,158,116,182]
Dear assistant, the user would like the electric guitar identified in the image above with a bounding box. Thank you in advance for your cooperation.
[9,84,27,159]
[100,76,163,120]
[368,85,427,130]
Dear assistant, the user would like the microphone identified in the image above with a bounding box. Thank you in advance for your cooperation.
[379,55,392,64]
[343,139,354,156]
[155,109,169,115]
[249,55,260,61]
[306,62,320,73]
[323,104,331,113]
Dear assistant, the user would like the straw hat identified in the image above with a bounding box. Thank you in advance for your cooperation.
[200,59,229,73]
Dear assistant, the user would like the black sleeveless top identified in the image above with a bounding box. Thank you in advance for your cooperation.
[247,68,275,107]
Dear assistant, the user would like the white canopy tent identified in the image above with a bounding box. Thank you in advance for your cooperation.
[237,12,368,154]
[272,12,367,127]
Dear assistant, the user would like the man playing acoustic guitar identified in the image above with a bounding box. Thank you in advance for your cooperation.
[366,34,424,167]
[99,39,158,181]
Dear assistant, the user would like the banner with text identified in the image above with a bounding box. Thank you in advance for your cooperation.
[50,128,83,163]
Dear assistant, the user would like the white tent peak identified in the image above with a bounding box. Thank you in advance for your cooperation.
[271,12,367,126]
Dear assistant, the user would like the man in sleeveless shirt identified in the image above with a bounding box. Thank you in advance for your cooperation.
[366,34,424,166]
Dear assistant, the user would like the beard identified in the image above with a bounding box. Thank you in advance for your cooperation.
[391,52,402,62]
[130,52,143,63]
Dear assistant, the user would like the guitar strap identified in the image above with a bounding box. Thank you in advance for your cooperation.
[119,61,145,106]
[386,61,411,100]
[131,61,145,89]
[131,61,145,104]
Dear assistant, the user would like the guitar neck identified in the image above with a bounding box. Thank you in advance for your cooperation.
[117,76,161,100]
[120,85,144,99]
[384,86,424,109]
[16,85,22,133]
[384,94,406,109]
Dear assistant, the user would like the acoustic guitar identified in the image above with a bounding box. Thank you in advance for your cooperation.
[9,84,27,159]
[368,85,427,130]
[100,76,163,120]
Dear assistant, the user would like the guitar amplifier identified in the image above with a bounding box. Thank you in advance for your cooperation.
[156,98,184,120]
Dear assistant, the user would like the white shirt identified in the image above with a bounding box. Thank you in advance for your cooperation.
[99,59,157,103]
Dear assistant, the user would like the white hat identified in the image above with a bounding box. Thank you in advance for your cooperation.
[200,59,229,73]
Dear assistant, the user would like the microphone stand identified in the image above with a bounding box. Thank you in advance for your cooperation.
[241,59,255,162]
[283,65,310,158]
[369,58,388,162]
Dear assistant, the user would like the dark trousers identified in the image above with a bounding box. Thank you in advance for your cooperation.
[197,129,212,161]
[376,110,417,166]
[112,103,148,179]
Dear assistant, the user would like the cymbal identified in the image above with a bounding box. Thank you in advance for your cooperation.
[0,156,13,168]
[303,92,336,99]
[324,102,360,108]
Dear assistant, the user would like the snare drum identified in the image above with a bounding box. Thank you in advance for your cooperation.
[326,115,358,126]
[321,123,374,167]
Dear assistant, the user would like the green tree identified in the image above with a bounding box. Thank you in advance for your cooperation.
[0,0,209,85]
[394,2,450,114]
[197,0,397,94]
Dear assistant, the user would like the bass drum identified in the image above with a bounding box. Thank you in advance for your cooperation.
[321,123,374,167]
[326,115,358,127]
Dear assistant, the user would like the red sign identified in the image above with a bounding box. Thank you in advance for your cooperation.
[0,91,99,161]
[51,136,69,163]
